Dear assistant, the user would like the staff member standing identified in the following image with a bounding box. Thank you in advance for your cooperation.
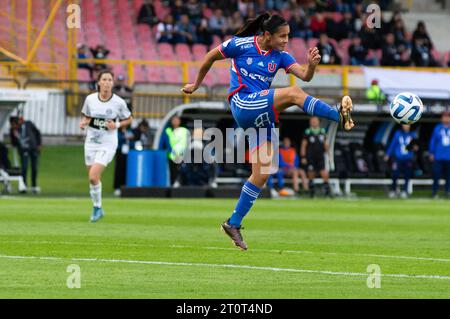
[159,115,189,187]
[9,116,42,194]
[301,117,331,198]
[429,111,450,198]
[385,124,418,198]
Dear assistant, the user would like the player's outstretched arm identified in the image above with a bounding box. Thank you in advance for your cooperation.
[181,47,225,94]
[288,47,321,82]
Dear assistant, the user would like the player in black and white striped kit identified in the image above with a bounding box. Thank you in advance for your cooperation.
[79,70,132,222]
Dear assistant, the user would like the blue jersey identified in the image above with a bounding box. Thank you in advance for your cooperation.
[386,130,417,161]
[219,36,297,99]
[429,124,450,161]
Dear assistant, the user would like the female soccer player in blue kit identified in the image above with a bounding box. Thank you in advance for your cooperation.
[182,13,354,250]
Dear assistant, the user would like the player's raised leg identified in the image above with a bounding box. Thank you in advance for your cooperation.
[87,163,106,222]
[273,86,354,130]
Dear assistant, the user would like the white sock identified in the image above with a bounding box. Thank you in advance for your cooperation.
[89,182,102,208]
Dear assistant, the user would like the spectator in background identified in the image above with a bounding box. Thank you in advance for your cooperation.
[113,74,133,110]
[113,123,135,197]
[267,137,310,197]
[412,21,433,50]
[429,111,450,199]
[156,14,176,44]
[209,9,228,40]
[448,51,450,67]
[348,35,377,66]
[9,116,42,194]
[333,11,356,41]
[238,0,255,18]
[175,14,197,44]
[301,117,331,198]
[90,45,110,71]
[411,37,440,67]
[387,10,402,32]
[185,0,203,25]
[288,9,312,40]
[359,22,383,50]
[77,44,93,79]
[384,124,418,199]
[309,12,327,38]
[331,0,350,13]
[196,17,213,46]
[181,128,218,187]
[171,0,187,22]
[227,11,244,35]
[159,115,189,187]
[392,18,409,51]
[381,33,409,66]
[278,137,303,195]
[317,33,341,65]
[137,0,159,27]
[133,119,153,150]
[365,79,386,105]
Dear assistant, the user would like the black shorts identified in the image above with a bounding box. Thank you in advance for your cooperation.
[306,156,325,172]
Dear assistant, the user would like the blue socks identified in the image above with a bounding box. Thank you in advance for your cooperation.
[229,181,261,227]
[304,95,340,122]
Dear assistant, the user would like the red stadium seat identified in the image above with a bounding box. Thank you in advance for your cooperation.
[158,43,175,60]
[175,44,193,61]
[77,69,91,82]
[147,65,166,83]
[307,38,318,49]
[192,44,207,60]
[163,66,183,84]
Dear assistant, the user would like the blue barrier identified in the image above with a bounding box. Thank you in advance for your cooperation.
[126,150,169,187]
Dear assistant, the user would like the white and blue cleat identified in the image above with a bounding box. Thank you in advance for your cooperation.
[89,207,105,222]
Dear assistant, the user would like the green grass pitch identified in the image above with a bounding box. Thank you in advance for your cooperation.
[1,197,449,298]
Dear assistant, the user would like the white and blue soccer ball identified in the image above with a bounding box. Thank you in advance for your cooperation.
[389,92,424,124]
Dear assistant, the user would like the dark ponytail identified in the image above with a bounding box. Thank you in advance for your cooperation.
[235,13,288,37]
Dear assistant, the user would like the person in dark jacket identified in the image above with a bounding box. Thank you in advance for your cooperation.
[429,111,450,198]
[384,124,418,198]
[137,0,159,27]
[9,116,42,193]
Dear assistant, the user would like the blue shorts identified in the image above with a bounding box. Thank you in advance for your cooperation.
[230,89,279,151]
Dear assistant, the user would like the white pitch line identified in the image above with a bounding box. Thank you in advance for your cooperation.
[0,254,450,281]
[3,240,450,263]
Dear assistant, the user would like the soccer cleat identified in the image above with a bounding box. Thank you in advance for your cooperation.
[338,95,355,131]
[221,220,247,251]
[89,207,104,222]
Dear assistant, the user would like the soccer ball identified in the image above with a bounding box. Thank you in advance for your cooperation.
[389,92,424,124]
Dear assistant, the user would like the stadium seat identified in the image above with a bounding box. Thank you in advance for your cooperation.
[77,68,91,81]
[307,38,318,49]
[163,65,182,84]
[158,43,175,60]
[175,44,193,61]
[431,49,445,65]
[290,38,307,52]
[192,44,207,59]
[147,65,167,84]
